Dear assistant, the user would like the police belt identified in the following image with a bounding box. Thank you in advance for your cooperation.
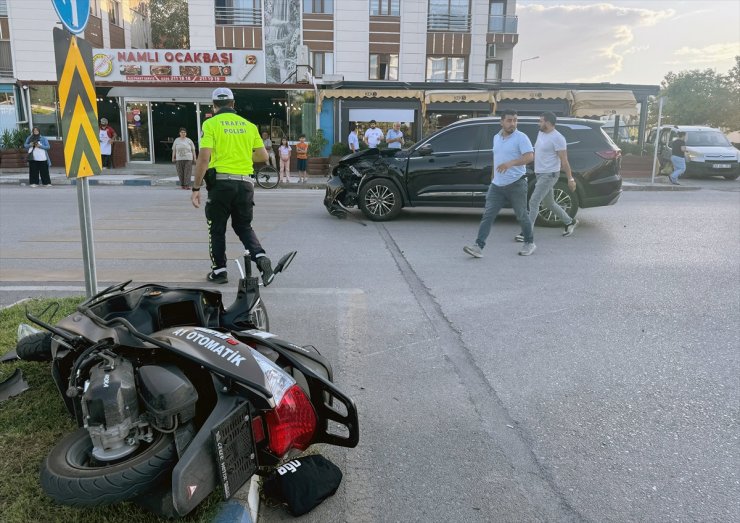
[215,174,253,182]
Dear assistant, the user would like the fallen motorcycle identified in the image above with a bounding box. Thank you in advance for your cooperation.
[20,251,359,518]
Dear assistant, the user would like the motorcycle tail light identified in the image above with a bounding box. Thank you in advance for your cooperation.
[265,385,317,456]
[252,415,265,443]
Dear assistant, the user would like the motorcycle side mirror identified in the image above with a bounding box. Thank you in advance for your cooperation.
[274,251,297,275]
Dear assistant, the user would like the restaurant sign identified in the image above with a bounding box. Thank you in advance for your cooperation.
[92,49,265,83]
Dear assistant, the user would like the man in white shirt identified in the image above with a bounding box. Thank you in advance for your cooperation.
[363,120,384,148]
[348,123,360,153]
[385,122,405,149]
[517,112,578,241]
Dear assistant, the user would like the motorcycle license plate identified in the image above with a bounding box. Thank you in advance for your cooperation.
[713,163,731,168]
[211,403,257,499]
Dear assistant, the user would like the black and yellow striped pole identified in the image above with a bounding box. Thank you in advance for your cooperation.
[53,28,100,296]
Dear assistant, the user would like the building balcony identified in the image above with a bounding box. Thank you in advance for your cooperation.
[488,15,518,33]
[215,6,262,26]
[427,12,471,32]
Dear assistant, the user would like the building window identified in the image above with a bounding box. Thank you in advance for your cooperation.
[304,0,333,14]
[426,56,467,82]
[369,54,398,80]
[311,51,334,78]
[427,0,470,32]
[485,60,502,81]
[0,0,8,17]
[30,85,61,139]
[89,0,99,17]
[215,0,261,25]
[0,41,12,77]
[108,0,121,26]
[488,0,516,32]
[370,0,400,16]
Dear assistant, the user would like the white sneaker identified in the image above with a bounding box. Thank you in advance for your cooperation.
[463,245,483,258]
[30,184,38,187]
[514,234,525,242]
[518,243,536,256]
[563,218,579,237]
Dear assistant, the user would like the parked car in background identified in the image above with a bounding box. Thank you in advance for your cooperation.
[325,116,623,224]
[649,125,740,180]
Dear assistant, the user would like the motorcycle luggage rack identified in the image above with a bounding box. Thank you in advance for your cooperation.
[211,402,257,500]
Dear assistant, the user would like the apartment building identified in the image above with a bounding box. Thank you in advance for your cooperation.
[0,0,521,163]
[2,1,655,165]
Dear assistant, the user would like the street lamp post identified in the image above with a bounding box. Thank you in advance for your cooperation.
[518,56,540,82]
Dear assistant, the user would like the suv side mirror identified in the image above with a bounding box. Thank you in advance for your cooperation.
[417,144,433,156]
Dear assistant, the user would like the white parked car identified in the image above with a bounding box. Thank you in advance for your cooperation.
[649,125,740,180]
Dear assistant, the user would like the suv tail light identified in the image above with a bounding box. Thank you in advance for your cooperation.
[250,348,318,456]
[596,149,621,160]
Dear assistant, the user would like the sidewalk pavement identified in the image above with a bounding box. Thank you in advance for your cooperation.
[0,166,699,191]
[0,165,328,189]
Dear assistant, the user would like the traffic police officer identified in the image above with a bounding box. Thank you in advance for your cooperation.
[191,87,273,285]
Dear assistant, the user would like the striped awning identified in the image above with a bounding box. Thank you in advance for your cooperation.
[496,89,573,101]
[571,90,638,117]
[320,89,423,100]
[424,90,494,104]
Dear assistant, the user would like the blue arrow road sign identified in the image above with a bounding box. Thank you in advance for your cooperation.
[51,0,91,34]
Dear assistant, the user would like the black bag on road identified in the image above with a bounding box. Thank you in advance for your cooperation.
[262,455,343,516]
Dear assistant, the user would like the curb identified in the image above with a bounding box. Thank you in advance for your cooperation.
[622,183,700,191]
[213,476,260,523]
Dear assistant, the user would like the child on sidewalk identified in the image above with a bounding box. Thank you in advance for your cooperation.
[295,135,309,183]
[278,138,291,184]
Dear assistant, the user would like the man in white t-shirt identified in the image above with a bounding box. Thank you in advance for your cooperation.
[363,120,384,148]
[517,111,578,241]
[348,123,360,153]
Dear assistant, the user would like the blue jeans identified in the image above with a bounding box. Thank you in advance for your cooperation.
[475,178,533,249]
[528,172,572,226]
[670,156,686,182]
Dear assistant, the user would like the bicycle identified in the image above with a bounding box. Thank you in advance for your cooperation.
[252,164,280,189]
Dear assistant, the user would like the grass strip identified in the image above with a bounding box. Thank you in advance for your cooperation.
[0,297,221,523]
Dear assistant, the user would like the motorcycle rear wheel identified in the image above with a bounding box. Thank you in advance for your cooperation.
[41,428,176,506]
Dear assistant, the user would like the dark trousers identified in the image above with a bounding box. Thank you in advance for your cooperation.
[205,180,265,270]
[29,161,51,186]
[101,154,112,168]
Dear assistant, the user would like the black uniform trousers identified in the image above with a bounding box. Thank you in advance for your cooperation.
[205,179,265,270]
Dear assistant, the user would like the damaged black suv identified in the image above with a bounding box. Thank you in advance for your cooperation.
[324,116,623,225]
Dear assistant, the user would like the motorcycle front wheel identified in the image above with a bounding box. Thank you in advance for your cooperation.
[41,428,177,506]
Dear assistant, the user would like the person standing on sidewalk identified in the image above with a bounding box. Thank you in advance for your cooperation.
[24,127,52,187]
[98,118,117,169]
[278,138,291,184]
[348,123,360,153]
[516,112,578,241]
[262,131,277,168]
[190,87,274,286]
[464,110,535,258]
[385,122,405,150]
[172,127,197,189]
[295,135,308,183]
[363,120,384,148]
[669,131,687,185]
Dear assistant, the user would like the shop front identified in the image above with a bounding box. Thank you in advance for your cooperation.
[423,90,495,133]
[495,90,573,116]
[92,47,318,165]
[322,89,423,149]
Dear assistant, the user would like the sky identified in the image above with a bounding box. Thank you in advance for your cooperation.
[513,0,740,85]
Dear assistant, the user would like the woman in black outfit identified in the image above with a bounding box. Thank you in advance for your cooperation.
[24,127,52,187]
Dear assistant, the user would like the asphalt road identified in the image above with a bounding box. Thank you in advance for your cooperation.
[1,183,738,522]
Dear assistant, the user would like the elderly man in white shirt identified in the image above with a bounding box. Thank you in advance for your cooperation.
[385,122,405,149]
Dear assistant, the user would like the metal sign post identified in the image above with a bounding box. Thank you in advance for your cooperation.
[650,97,664,185]
[53,27,102,297]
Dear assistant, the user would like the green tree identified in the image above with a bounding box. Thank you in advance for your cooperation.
[659,57,740,130]
[150,0,190,49]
